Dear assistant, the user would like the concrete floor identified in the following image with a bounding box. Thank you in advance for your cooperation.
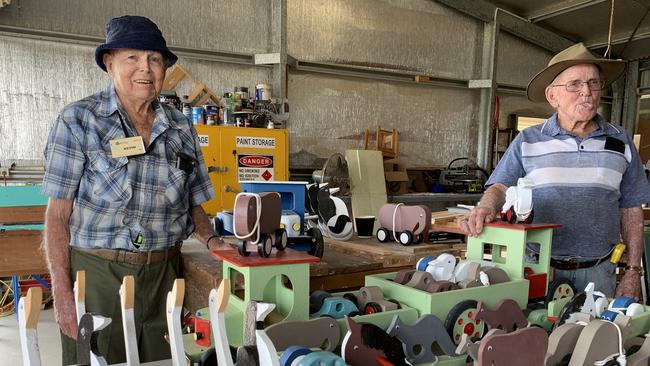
[0,308,61,365]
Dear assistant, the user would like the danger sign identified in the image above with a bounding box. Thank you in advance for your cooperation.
[237,154,274,182]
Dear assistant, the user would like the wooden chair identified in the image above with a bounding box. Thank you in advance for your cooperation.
[364,127,399,159]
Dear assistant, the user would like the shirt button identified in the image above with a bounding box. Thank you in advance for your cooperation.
[580,146,584,149]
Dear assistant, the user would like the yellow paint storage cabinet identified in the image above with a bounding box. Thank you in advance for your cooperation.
[195,125,289,215]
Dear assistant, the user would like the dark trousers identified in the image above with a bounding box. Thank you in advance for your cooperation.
[61,248,182,365]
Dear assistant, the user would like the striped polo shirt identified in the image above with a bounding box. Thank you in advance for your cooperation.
[42,84,215,250]
[487,113,650,260]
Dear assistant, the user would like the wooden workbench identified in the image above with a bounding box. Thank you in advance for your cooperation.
[181,236,463,312]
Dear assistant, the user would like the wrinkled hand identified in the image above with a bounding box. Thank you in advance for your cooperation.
[458,206,499,237]
[53,287,78,339]
[615,271,642,302]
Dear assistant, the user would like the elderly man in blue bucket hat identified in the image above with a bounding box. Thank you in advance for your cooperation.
[41,15,223,364]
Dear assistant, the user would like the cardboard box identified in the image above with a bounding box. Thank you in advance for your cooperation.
[384,158,409,194]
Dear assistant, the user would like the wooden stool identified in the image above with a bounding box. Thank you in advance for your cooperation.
[364,127,399,159]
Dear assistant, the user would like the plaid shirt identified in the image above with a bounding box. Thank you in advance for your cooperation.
[42,84,214,250]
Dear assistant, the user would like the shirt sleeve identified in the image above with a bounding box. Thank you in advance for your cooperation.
[485,132,526,188]
[41,114,86,200]
[186,124,215,207]
[619,133,650,208]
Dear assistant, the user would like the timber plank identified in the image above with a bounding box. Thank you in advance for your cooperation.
[0,230,47,277]
[0,206,46,225]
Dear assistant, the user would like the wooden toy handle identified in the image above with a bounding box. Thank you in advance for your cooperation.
[216,279,230,312]
[74,270,85,304]
[171,279,185,308]
[121,275,135,310]
[24,287,43,329]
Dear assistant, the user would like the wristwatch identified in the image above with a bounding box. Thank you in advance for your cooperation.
[625,265,645,276]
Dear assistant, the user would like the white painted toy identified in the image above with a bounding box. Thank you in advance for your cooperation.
[209,280,235,366]
[501,178,534,223]
[18,286,43,366]
[119,276,139,366]
[166,279,186,366]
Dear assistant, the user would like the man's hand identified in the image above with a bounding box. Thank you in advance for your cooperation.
[53,287,78,339]
[615,271,642,302]
[458,184,507,237]
[459,206,499,237]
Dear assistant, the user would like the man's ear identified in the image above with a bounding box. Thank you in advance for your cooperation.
[103,52,114,75]
[545,86,556,108]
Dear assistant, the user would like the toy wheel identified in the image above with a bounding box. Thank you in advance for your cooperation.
[545,277,575,305]
[257,234,273,257]
[238,240,250,257]
[398,231,413,246]
[364,302,383,314]
[444,300,486,345]
[553,291,586,330]
[274,228,288,250]
[307,227,324,258]
[376,228,390,243]
[342,293,358,307]
[413,233,424,244]
[309,290,332,314]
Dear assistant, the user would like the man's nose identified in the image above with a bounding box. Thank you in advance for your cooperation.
[138,57,151,72]
[578,81,592,95]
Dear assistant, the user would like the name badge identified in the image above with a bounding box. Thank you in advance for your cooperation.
[110,136,145,158]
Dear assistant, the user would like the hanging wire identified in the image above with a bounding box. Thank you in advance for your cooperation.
[603,0,615,58]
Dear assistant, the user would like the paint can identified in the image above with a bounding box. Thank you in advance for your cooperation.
[255,83,272,101]
[234,86,249,101]
[191,106,204,125]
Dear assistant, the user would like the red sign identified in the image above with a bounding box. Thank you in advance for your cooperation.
[262,170,272,181]
[239,156,272,167]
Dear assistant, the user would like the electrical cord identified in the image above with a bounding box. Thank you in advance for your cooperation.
[391,203,404,242]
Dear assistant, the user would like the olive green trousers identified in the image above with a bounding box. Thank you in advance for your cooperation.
[61,248,182,365]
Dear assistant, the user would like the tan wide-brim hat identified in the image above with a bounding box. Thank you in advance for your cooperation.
[526,43,626,102]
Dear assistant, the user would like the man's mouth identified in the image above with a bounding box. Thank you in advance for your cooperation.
[134,80,153,85]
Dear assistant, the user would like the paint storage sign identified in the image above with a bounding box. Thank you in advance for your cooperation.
[237,154,274,181]
[235,136,276,149]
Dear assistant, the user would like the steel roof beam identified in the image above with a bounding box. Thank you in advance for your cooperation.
[433,0,573,53]
[528,0,608,23]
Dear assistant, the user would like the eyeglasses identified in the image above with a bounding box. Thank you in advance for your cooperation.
[550,79,605,92]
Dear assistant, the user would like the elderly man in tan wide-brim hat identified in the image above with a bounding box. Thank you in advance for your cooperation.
[459,43,650,300]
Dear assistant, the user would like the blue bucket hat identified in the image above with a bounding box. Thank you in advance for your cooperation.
[95,15,178,72]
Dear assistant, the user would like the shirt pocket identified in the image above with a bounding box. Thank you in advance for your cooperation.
[88,152,131,206]
[164,165,190,209]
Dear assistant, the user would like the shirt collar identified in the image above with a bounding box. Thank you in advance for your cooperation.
[540,113,621,137]
[97,83,181,131]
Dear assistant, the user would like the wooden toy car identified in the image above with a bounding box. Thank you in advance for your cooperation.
[233,192,288,257]
[376,203,431,245]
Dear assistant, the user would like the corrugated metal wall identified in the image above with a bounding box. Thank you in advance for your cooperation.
[0,0,554,169]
